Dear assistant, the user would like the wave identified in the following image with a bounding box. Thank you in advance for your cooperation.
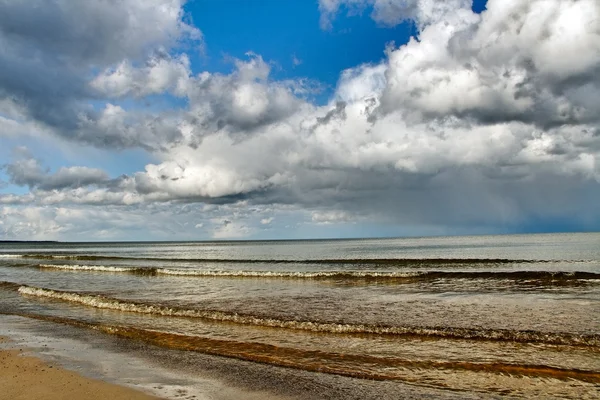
[15,253,561,264]
[39,264,137,273]
[156,268,424,279]
[0,281,20,290]
[35,264,600,283]
[150,269,600,282]
[3,311,600,386]
[38,264,425,278]
[17,285,600,347]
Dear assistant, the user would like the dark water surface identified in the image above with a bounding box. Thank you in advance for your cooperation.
[1,233,599,398]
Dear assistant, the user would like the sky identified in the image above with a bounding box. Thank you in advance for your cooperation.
[0,0,599,241]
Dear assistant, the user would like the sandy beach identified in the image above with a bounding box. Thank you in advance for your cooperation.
[0,338,159,400]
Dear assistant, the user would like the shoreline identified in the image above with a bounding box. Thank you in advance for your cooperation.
[0,314,482,400]
[0,317,297,400]
[0,337,160,400]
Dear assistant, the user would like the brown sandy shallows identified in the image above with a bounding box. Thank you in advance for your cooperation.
[0,347,160,400]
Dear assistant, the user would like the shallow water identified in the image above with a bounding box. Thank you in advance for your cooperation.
[1,233,599,398]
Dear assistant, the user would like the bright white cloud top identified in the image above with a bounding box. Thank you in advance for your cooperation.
[0,0,599,240]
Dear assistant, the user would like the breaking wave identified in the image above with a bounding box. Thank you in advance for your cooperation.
[39,264,136,273]
[16,253,560,264]
[17,284,600,347]
[35,264,600,283]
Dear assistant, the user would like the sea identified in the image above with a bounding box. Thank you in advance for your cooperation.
[0,232,599,399]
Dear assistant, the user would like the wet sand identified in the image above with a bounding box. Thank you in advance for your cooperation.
[0,316,485,400]
[0,337,159,400]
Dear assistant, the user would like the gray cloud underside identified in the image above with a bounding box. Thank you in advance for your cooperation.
[0,0,200,149]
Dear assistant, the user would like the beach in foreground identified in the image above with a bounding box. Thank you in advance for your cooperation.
[0,337,157,400]
[0,325,299,400]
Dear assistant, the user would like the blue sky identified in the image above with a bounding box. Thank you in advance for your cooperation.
[186,0,486,101]
[188,1,487,68]
[1,0,599,241]
[187,0,416,99]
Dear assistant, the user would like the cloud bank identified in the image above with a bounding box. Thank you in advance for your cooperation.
[0,0,599,240]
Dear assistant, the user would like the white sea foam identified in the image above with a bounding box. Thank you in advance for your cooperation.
[38,264,134,273]
[16,285,426,334]
[155,269,423,278]
[33,264,424,279]
[0,254,23,258]
[22,264,600,284]
[16,285,598,346]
